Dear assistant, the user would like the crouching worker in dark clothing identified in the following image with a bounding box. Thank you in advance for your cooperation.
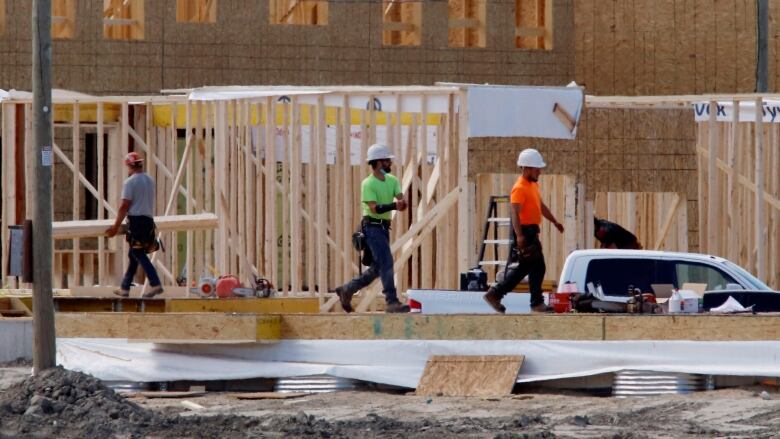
[106,152,164,299]
[334,143,410,314]
[483,148,564,313]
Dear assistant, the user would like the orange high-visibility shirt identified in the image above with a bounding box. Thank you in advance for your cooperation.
[510,176,542,225]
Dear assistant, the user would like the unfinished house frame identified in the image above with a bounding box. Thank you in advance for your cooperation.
[515,0,552,50]
[0,86,471,313]
[52,0,77,39]
[176,0,217,24]
[382,0,422,46]
[448,0,485,48]
[269,0,328,26]
[103,0,144,40]
[695,98,780,289]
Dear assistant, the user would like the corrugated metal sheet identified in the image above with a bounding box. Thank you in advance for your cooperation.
[275,375,366,393]
[104,381,153,393]
[613,370,714,397]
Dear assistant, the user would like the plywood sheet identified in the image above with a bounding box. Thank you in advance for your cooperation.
[127,313,259,343]
[604,315,780,341]
[416,355,523,397]
[279,314,605,340]
[56,313,129,338]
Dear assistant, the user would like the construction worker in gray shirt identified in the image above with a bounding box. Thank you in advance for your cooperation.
[106,152,164,298]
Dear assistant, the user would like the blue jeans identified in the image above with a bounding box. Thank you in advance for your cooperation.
[121,248,161,290]
[340,224,398,304]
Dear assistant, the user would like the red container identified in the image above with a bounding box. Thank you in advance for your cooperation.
[549,292,572,313]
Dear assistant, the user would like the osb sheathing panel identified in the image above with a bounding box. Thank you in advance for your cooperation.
[0,0,575,94]
[469,106,699,249]
[416,355,523,397]
[575,0,758,95]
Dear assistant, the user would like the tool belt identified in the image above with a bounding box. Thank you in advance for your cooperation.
[362,216,391,229]
[513,224,543,262]
[125,215,162,254]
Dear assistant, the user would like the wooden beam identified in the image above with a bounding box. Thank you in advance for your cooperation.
[552,103,575,132]
[755,98,766,280]
[653,194,682,250]
[52,213,218,239]
[707,101,719,255]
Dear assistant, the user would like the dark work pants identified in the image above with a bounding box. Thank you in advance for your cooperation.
[492,226,546,307]
[121,216,161,290]
[339,223,398,304]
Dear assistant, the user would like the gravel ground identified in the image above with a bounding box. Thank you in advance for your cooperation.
[1,367,779,438]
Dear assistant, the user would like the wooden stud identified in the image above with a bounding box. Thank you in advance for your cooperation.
[265,99,277,286]
[756,98,766,281]
[290,99,302,294]
[316,97,328,303]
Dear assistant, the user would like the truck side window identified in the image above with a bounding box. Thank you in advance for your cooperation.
[674,262,736,291]
[585,259,657,295]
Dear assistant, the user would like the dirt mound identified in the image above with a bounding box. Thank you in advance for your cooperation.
[0,367,251,438]
[261,411,551,438]
[0,367,554,438]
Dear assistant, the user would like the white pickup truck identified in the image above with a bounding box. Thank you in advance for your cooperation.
[407,249,772,313]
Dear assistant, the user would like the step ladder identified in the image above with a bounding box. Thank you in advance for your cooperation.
[476,195,516,271]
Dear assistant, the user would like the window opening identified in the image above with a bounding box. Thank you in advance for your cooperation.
[52,0,76,39]
[269,0,327,26]
[382,0,421,46]
[103,0,144,40]
[0,0,5,36]
[448,0,485,48]
[176,0,216,23]
[515,0,552,50]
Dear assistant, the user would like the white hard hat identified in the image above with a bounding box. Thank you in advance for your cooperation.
[516,148,546,168]
[366,143,394,162]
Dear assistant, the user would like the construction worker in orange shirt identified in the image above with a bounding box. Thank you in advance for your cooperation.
[483,148,564,313]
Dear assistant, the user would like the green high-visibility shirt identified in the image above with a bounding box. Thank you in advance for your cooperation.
[361,173,401,220]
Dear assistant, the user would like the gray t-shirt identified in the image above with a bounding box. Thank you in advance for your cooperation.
[121,172,156,218]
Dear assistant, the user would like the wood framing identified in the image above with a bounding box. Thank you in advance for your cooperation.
[515,0,552,50]
[103,0,144,40]
[176,0,217,23]
[448,0,486,48]
[0,87,467,305]
[696,99,780,288]
[269,0,328,26]
[382,0,422,46]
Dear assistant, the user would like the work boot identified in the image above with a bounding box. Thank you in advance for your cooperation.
[142,285,165,298]
[385,300,410,313]
[113,289,130,298]
[483,288,506,314]
[334,286,354,313]
[531,303,549,313]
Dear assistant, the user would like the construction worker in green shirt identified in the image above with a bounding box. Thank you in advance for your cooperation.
[334,143,410,313]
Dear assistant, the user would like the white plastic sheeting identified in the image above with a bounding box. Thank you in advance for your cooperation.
[58,339,780,388]
[466,85,584,139]
[693,100,780,123]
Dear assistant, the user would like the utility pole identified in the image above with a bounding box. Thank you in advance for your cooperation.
[757,0,769,92]
[32,0,56,372]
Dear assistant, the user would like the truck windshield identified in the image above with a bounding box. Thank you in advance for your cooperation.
[721,260,772,291]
